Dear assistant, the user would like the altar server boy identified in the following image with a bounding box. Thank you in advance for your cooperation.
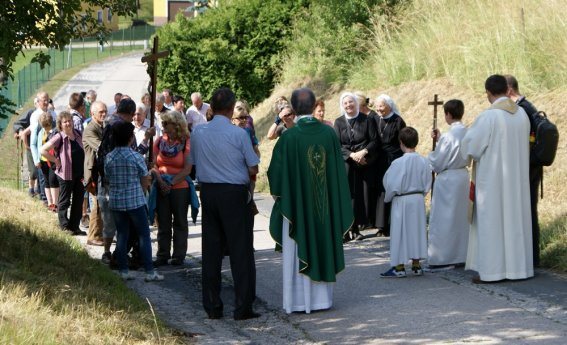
[381,127,431,278]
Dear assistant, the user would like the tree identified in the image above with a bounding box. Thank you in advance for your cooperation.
[0,0,136,118]
[157,0,304,106]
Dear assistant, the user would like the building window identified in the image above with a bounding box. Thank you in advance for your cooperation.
[107,8,112,22]
[97,10,103,24]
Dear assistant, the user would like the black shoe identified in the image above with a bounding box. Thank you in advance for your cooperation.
[153,258,169,267]
[169,258,184,266]
[72,229,87,236]
[101,252,112,265]
[234,311,261,321]
[207,311,223,319]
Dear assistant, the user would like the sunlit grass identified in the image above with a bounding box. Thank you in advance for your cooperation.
[0,187,187,344]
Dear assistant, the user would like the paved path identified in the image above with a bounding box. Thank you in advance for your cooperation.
[52,52,149,113]
[55,54,567,344]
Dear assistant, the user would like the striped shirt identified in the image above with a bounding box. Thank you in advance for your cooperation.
[104,147,149,211]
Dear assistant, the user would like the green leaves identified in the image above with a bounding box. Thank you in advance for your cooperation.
[0,0,136,121]
[156,0,300,106]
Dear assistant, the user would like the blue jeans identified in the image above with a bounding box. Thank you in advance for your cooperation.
[111,206,154,274]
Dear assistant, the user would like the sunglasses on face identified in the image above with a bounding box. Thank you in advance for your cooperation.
[281,113,293,118]
[234,116,248,120]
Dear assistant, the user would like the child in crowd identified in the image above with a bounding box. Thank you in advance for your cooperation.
[104,121,163,282]
[427,100,469,268]
[380,127,431,278]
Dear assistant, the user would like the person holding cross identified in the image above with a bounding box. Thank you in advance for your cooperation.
[427,99,469,268]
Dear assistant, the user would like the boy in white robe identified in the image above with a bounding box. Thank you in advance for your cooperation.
[381,127,432,278]
[427,100,469,268]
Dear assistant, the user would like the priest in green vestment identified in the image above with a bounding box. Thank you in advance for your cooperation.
[268,88,353,313]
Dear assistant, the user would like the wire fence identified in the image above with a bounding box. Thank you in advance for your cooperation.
[0,25,156,137]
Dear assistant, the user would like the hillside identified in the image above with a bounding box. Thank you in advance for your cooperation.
[251,0,566,270]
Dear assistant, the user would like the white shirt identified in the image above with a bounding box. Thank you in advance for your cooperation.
[185,102,210,128]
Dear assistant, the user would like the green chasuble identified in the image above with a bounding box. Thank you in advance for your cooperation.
[268,117,354,282]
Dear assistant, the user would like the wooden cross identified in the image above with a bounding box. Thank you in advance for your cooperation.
[428,94,443,191]
[428,94,444,151]
[141,36,169,164]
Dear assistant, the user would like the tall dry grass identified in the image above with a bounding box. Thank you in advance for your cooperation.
[351,0,567,93]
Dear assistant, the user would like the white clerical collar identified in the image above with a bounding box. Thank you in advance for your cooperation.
[344,113,358,120]
[295,115,313,123]
[382,111,395,119]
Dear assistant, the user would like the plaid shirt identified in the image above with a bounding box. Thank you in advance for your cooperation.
[104,147,149,211]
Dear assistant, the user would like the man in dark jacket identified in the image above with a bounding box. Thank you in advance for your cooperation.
[505,75,542,267]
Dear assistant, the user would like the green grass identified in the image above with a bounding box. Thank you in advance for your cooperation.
[0,187,186,344]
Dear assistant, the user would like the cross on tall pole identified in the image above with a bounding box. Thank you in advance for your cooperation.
[141,36,169,165]
[428,94,444,191]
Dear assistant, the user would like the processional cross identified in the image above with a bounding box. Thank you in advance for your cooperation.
[141,36,169,164]
[428,94,444,191]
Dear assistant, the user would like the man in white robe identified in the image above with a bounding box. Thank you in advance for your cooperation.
[460,74,533,283]
[381,127,432,277]
[428,99,469,267]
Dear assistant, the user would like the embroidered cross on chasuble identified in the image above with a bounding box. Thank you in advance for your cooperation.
[268,117,353,282]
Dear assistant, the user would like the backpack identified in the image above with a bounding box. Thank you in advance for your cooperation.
[531,111,559,167]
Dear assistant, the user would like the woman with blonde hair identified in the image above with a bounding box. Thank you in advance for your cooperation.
[41,111,86,235]
[151,111,192,266]
[36,112,59,212]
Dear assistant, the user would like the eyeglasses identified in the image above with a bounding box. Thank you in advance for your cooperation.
[234,116,248,120]
[281,113,293,118]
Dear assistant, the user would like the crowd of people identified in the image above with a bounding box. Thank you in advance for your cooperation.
[12,73,541,318]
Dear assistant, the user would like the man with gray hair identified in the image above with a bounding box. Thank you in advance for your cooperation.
[186,92,210,131]
[83,101,107,246]
[268,88,353,313]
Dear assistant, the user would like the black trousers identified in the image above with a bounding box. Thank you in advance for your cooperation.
[57,175,84,231]
[529,164,543,267]
[200,183,256,318]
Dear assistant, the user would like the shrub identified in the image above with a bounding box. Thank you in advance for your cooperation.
[156,0,302,105]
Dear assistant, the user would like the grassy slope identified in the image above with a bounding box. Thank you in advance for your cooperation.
[0,187,185,344]
[253,0,567,271]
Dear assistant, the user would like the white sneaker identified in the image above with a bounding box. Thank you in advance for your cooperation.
[119,271,135,280]
[145,271,164,282]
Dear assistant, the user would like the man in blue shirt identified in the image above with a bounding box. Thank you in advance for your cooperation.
[190,88,260,320]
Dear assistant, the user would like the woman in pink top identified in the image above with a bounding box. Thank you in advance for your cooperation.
[151,111,192,266]
[41,111,85,236]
